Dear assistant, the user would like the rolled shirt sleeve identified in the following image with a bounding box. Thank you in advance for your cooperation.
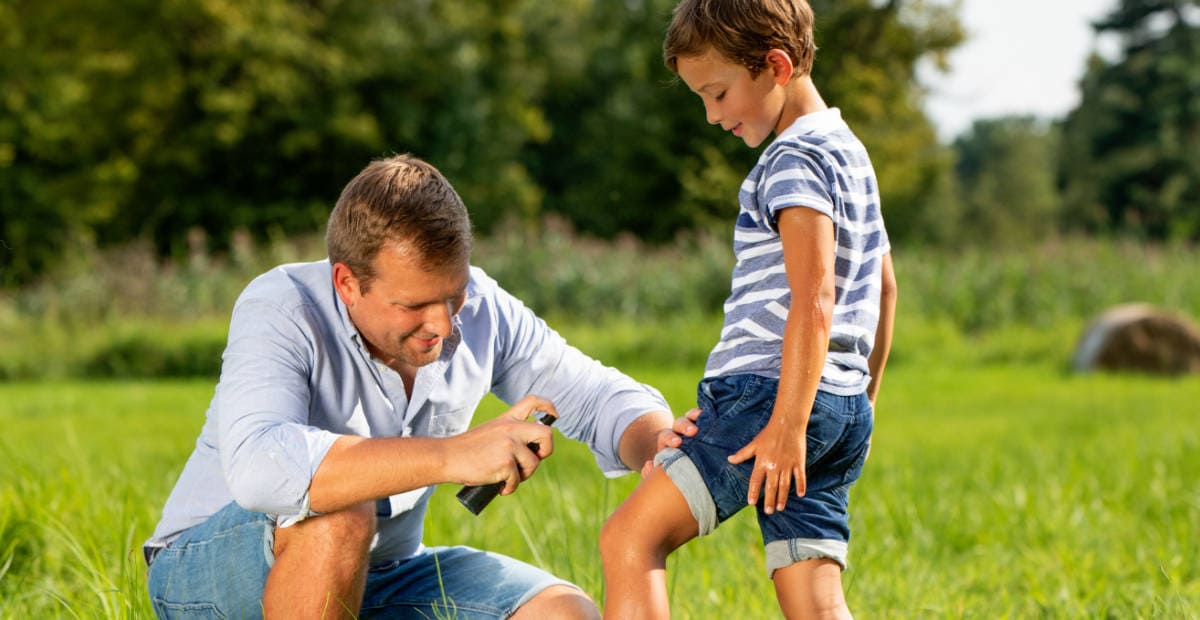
[216,298,341,520]
[483,274,670,476]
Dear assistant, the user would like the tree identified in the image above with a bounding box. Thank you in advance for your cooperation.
[1059,0,1200,240]
[527,0,965,243]
[0,0,964,285]
[952,116,1063,246]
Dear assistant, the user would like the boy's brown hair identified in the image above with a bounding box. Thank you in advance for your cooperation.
[663,0,817,77]
[326,154,472,292]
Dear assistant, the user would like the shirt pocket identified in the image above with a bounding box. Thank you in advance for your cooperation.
[427,406,471,437]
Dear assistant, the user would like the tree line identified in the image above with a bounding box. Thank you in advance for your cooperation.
[0,0,1195,286]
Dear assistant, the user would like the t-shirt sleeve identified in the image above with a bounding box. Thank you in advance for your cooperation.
[485,276,671,476]
[761,148,835,228]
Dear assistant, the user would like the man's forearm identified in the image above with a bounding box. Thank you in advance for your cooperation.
[308,435,450,514]
[617,410,674,471]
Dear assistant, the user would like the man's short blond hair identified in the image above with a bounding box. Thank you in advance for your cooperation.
[326,155,472,291]
[663,0,817,77]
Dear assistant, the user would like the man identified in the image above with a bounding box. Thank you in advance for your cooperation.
[144,154,678,618]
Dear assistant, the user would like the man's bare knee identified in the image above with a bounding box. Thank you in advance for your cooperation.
[274,501,376,560]
[511,585,599,620]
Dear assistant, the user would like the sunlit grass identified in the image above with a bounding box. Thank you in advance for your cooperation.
[2,346,1197,617]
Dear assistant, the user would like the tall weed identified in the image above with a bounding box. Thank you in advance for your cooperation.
[0,225,1197,379]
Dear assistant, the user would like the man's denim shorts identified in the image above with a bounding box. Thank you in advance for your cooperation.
[655,373,873,576]
[146,501,574,619]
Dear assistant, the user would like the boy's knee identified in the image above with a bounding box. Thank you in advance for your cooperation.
[598,512,624,558]
[600,507,651,563]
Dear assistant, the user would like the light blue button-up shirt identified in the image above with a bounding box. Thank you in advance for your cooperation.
[147,260,669,563]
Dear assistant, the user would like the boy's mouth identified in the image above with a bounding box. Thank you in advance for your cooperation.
[731,123,743,137]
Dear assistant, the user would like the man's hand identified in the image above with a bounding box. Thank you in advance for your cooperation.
[727,420,807,515]
[444,395,557,496]
[640,408,702,477]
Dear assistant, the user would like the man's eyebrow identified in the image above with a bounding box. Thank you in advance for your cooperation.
[392,284,468,307]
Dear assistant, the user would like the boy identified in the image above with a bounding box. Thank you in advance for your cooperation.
[599,0,897,617]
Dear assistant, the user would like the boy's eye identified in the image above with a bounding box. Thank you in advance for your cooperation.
[715,91,726,101]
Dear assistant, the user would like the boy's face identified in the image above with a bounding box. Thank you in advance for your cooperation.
[676,49,786,148]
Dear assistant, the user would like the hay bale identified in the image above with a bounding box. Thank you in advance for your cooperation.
[1072,304,1200,375]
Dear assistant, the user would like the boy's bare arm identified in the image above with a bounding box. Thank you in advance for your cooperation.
[866,252,897,406]
[728,206,835,514]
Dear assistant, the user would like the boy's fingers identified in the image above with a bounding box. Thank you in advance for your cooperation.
[727,444,753,464]
[746,469,763,506]
[775,470,792,512]
[762,468,779,514]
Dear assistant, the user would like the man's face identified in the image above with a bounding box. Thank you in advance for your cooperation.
[335,242,469,371]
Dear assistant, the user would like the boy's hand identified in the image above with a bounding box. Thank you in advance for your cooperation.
[640,408,702,477]
[727,421,806,514]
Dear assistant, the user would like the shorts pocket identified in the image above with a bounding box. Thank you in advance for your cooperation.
[803,398,842,468]
[695,377,774,452]
[152,600,227,619]
[840,412,873,486]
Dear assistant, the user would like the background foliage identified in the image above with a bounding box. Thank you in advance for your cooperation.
[1,0,968,284]
[1059,0,1200,239]
[4,0,1197,287]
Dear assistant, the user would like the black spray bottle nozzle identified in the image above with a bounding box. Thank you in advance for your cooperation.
[456,409,556,515]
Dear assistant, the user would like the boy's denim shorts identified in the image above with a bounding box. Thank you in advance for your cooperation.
[655,374,873,576]
[146,501,574,619]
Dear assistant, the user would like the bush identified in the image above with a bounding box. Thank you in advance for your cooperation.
[81,332,226,379]
[1,226,1197,379]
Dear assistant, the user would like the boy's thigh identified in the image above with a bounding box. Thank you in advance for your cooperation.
[360,545,575,619]
[146,501,275,619]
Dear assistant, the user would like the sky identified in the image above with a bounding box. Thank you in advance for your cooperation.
[921,0,1121,141]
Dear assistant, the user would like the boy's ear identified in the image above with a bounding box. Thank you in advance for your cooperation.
[765,49,795,84]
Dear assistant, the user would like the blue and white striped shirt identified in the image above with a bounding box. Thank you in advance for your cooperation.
[704,109,890,396]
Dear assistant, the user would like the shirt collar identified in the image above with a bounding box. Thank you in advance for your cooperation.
[774,107,845,142]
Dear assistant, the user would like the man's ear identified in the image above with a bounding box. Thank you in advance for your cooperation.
[765,48,795,84]
[332,262,360,307]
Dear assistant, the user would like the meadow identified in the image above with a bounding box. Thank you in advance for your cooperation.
[1,316,1198,618]
[2,231,1199,617]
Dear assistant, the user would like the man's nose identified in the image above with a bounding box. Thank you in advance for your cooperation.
[423,301,454,336]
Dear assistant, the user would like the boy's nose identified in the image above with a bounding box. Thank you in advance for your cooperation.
[704,102,721,125]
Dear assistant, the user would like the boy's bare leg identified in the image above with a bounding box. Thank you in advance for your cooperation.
[772,558,852,620]
[600,466,700,620]
[263,502,376,619]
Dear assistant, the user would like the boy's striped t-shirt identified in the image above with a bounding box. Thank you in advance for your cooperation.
[704,108,890,396]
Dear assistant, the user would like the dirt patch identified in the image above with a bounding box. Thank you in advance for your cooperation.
[1072,304,1200,375]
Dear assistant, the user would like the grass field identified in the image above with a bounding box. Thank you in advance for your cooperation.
[2,350,1198,617]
